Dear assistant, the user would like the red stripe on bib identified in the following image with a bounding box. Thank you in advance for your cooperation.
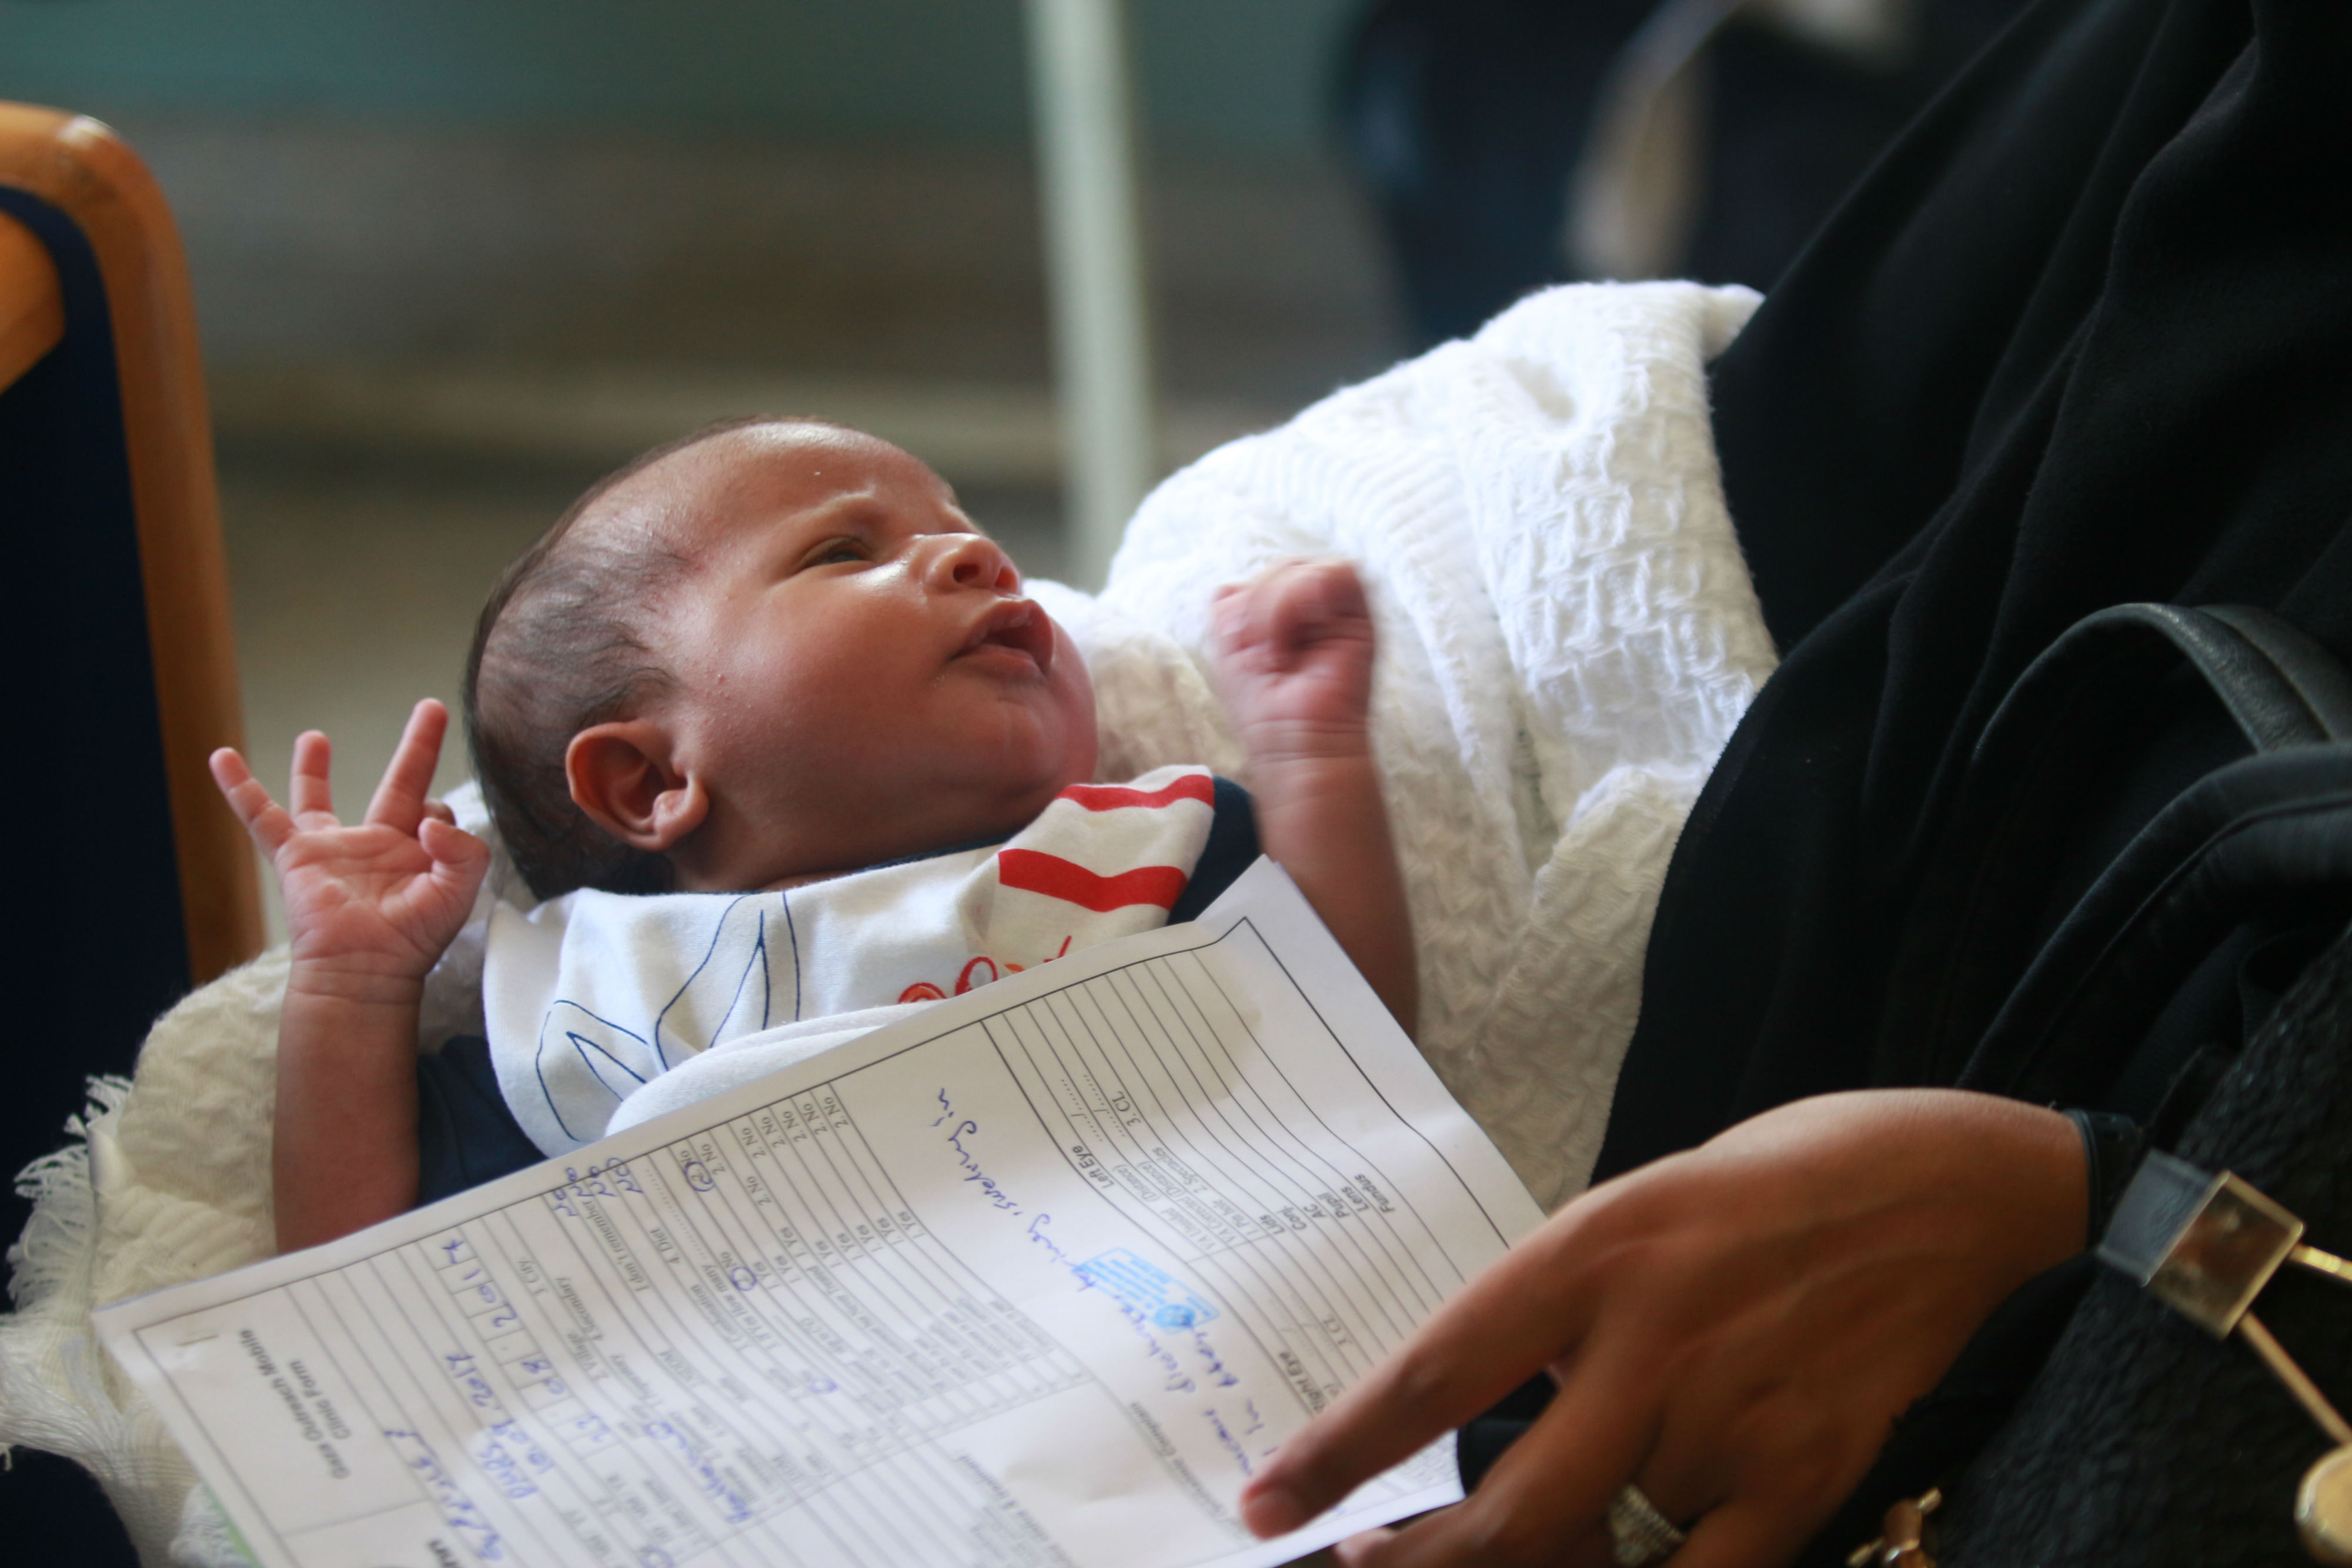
[1059,774,1215,813]
[996,849,1190,912]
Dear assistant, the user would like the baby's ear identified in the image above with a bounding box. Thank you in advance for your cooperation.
[566,721,708,854]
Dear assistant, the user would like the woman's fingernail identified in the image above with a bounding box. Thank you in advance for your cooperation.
[1242,1483,1305,1537]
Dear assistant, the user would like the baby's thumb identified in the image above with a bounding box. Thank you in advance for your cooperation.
[420,817,492,884]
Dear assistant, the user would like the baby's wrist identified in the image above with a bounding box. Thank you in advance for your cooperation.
[285,955,430,1010]
[1244,747,1387,825]
[1239,717,1375,773]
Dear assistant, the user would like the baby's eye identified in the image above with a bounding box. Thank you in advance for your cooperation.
[805,539,867,569]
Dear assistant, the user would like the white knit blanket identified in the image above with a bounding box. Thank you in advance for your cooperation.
[0,280,1774,1566]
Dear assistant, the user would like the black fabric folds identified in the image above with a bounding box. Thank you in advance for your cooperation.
[1596,0,2352,1181]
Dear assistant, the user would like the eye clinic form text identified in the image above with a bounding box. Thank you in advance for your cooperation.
[102,862,1545,1568]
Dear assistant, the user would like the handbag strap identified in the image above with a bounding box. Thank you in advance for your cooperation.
[2197,604,2352,743]
[1957,747,2352,1101]
[1876,604,2352,1089]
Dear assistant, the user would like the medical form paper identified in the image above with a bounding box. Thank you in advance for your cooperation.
[99,860,1546,1568]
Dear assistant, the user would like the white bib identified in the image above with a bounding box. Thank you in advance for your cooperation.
[485,765,1224,1154]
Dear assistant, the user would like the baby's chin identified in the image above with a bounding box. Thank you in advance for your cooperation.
[739,760,1095,892]
[957,753,1097,840]
[960,667,1100,799]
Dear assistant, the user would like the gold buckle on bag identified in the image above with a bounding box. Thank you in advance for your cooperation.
[2100,1151,2352,1563]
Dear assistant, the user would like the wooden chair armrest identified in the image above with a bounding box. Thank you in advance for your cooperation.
[0,208,62,392]
[0,104,263,984]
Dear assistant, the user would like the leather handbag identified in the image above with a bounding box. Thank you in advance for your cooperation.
[1805,604,2352,1565]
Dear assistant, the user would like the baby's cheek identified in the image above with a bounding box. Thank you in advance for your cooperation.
[1051,627,1099,757]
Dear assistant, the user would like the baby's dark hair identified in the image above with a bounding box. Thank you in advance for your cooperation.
[465,414,835,901]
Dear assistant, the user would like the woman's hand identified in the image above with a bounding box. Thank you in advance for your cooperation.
[1240,1089,2087,1567]
[212,698,489,995]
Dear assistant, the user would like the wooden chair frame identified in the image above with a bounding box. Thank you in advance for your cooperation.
[0,204,62,387]
[0,103,262,984]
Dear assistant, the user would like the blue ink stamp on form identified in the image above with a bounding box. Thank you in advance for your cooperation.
[1077,1248,1219,1330]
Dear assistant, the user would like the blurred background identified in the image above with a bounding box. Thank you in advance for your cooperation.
[0,0,2029,942]
[1,0,1401,958]
[0,0,2023,1556]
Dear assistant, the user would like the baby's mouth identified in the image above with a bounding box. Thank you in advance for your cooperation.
[961,599,1056,673]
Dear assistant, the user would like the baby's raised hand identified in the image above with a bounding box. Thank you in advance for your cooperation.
[1210,560,1378,765]
[212,699,489,991]
[1210,560,1415,1031]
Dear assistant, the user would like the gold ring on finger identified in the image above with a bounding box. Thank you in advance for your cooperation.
[1607,1483,1689,1566]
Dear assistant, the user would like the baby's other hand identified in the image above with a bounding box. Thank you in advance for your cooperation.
[1211,560,1377,766]
[212,698,489,994]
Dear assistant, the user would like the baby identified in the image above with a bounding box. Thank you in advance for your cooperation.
[213,417,1415,1253]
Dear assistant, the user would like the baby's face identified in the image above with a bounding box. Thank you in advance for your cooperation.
[610,423,1097,887]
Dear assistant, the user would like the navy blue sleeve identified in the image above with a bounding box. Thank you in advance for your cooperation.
[417,1035,546,1205]
[1167,777,1259,924]
[2067,1109,2149,1248]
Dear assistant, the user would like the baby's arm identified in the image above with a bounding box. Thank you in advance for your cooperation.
[1211,561,1417,1034]
[212,699,489,1253]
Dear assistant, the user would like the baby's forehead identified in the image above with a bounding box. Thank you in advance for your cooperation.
[590,422,952,559]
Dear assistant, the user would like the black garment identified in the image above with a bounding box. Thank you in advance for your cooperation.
[1460,0,2352,1535]
[1596,0,2352,1181]
[417,781,1261,1204]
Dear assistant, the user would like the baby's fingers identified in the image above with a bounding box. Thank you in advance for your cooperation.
[419,816,492,897]
[1212,564,1307,663]
[1210,581,1255,653]
[288,731,337,823]
[1271,561,1369,647]
[210,748,298,857]
[366,699,451,833]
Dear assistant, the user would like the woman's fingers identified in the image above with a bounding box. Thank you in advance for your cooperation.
[1259,1095,2088,1568]
[1669,1495,1822,1568]
[366,699,450,832]
[210,748,298,857]
[1331,1526,1401,1567]
[1329,1358,1656,1568]
[1244,1226,1605,1536]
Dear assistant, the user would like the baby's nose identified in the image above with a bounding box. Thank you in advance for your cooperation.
[926,531,1021,593]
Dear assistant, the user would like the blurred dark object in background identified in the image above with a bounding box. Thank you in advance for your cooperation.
[1337,0,2032,346]
[1337,0,1651,345]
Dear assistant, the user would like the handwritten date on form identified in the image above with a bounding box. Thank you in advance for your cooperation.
[100,861,1545,1568]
